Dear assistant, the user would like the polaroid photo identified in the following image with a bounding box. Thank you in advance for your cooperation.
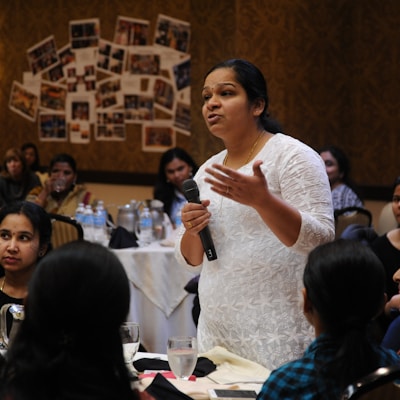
[38,111,67,141]
[69,120,90,143]
[174,100,190,135]
[40,80,67,111]
[69,18,100,50]
[127,46,161,75]
[152,76,175,113]
[27,35,60,76]
[9,81,39,122]
[172,56,190,91]
[66,93,95,124]
[142,122,175,152]
[95,109,125,141]
[124,92,154,123]
[114,16,150,46]
[96,76,123,109]
[97,39,127,75]
[154,14,190,54]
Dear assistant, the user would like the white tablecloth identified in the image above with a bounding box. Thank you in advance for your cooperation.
[113,242,197,353]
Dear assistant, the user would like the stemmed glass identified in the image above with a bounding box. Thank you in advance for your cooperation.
[120,322,140,365]
[167,336,198,380]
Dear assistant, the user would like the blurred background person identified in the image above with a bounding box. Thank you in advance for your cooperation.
[0,148,41,208]
[319,145,363,210]
[0,241,153,400]
[153,147,198,228]
[21,142,48,185]
[27,153,95,216]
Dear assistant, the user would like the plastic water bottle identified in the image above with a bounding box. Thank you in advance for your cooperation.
[82,204,94,241]
[75,202,85,224]
[174,205,183,229]
[93,201,108,244]
[138,207,153,246]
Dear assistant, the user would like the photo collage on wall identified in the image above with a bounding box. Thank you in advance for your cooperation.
[9,14,191,151]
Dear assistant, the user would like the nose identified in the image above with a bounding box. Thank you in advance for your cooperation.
[206,94,220,110]
[7,237,18,252]
[393,268,400,283]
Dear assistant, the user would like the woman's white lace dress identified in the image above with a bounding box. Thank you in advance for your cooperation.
[175,133,335,370]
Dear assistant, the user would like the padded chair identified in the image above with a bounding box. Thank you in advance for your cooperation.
[334,207,373,239]
[376,202,398,235]
[49,213,84,249]
[341,365,400,399]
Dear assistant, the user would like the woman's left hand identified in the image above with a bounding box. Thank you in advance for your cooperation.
[204,160,269,208]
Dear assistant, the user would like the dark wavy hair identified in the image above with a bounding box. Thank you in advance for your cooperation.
[204,59,283,133]
[304,239,386,389]
[21,142,42,172]
[153,147,198,218]
[0,241,137,400]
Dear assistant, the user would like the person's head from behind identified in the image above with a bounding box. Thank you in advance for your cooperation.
[20,241,130,357]
[390,176,400,225]
[48,153,77,194]
[2,148,27,181]
[319,145,351,188]
[158,147,198,191]
[21,142,40,172]
[303,239,386,385]
[0,201,52,275]
[202,59,282,134]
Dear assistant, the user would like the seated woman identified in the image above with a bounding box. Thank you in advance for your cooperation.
[0,241,153,400]
[319,145,363,211]
[0,201,51,330]
[257,240,399,400]
[21,142,48,185]
[0,148,41,208]
[153,147,198,228]
[27,153,95,216]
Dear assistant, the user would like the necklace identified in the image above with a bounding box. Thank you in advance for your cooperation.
[1,277,5,292]
[223,131,265,166]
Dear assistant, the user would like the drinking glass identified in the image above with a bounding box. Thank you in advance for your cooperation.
[120,322,140,364]
[53,177,66,193]
[167,336,198,380]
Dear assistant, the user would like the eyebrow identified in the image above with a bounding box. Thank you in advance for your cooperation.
[202,82,237,92]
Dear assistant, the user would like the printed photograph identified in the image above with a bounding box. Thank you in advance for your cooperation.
[38,112,67,141]
[154,14,190,54]
[9,81,39,122]
[27,35,59,75]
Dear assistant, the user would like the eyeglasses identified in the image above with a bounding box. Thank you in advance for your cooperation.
[392,196,400,204]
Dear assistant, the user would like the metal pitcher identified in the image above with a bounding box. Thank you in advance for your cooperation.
[116,200,141,234]
[0,303,24,349]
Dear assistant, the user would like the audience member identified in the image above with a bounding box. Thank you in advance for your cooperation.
[382,267,400,354]
[0,201,51,332]
[175,59,334,370]
[319,145,363,210]
[0,240,153,400]
[0,148,41,208]
[369,176,400,340]
[153,147,198,228]
[27,153,95,216]
[21,142,48,185]
[257,240,400,400]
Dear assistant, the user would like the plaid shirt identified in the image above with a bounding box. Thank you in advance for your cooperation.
[256,334,400,400]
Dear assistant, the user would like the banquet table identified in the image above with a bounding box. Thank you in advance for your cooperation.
[113,242,198,353]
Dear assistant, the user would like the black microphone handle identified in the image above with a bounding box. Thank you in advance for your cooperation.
[182,179,217,261]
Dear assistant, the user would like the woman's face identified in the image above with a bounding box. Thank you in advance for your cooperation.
[23,147,36,168]
[165,157,193,191]
[201,68,258,140]
[50,161,76,193]
[6,157,23,180]
[320,151,342,187]
[0,213,41,273]
[391,184,400,225]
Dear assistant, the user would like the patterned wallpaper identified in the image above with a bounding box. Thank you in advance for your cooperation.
[0,0,399,195]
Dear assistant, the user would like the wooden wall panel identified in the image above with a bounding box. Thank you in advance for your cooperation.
[0,0,399,195]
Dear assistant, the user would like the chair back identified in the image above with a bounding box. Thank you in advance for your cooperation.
[334,207,372,239]
[49,213,84,249]
[341,365,400,399]
[376,202,398,235]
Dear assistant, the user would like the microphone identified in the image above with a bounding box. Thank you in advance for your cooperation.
[182,179,217,261]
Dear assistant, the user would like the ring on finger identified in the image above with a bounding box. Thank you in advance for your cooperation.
[187,221,192,228]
